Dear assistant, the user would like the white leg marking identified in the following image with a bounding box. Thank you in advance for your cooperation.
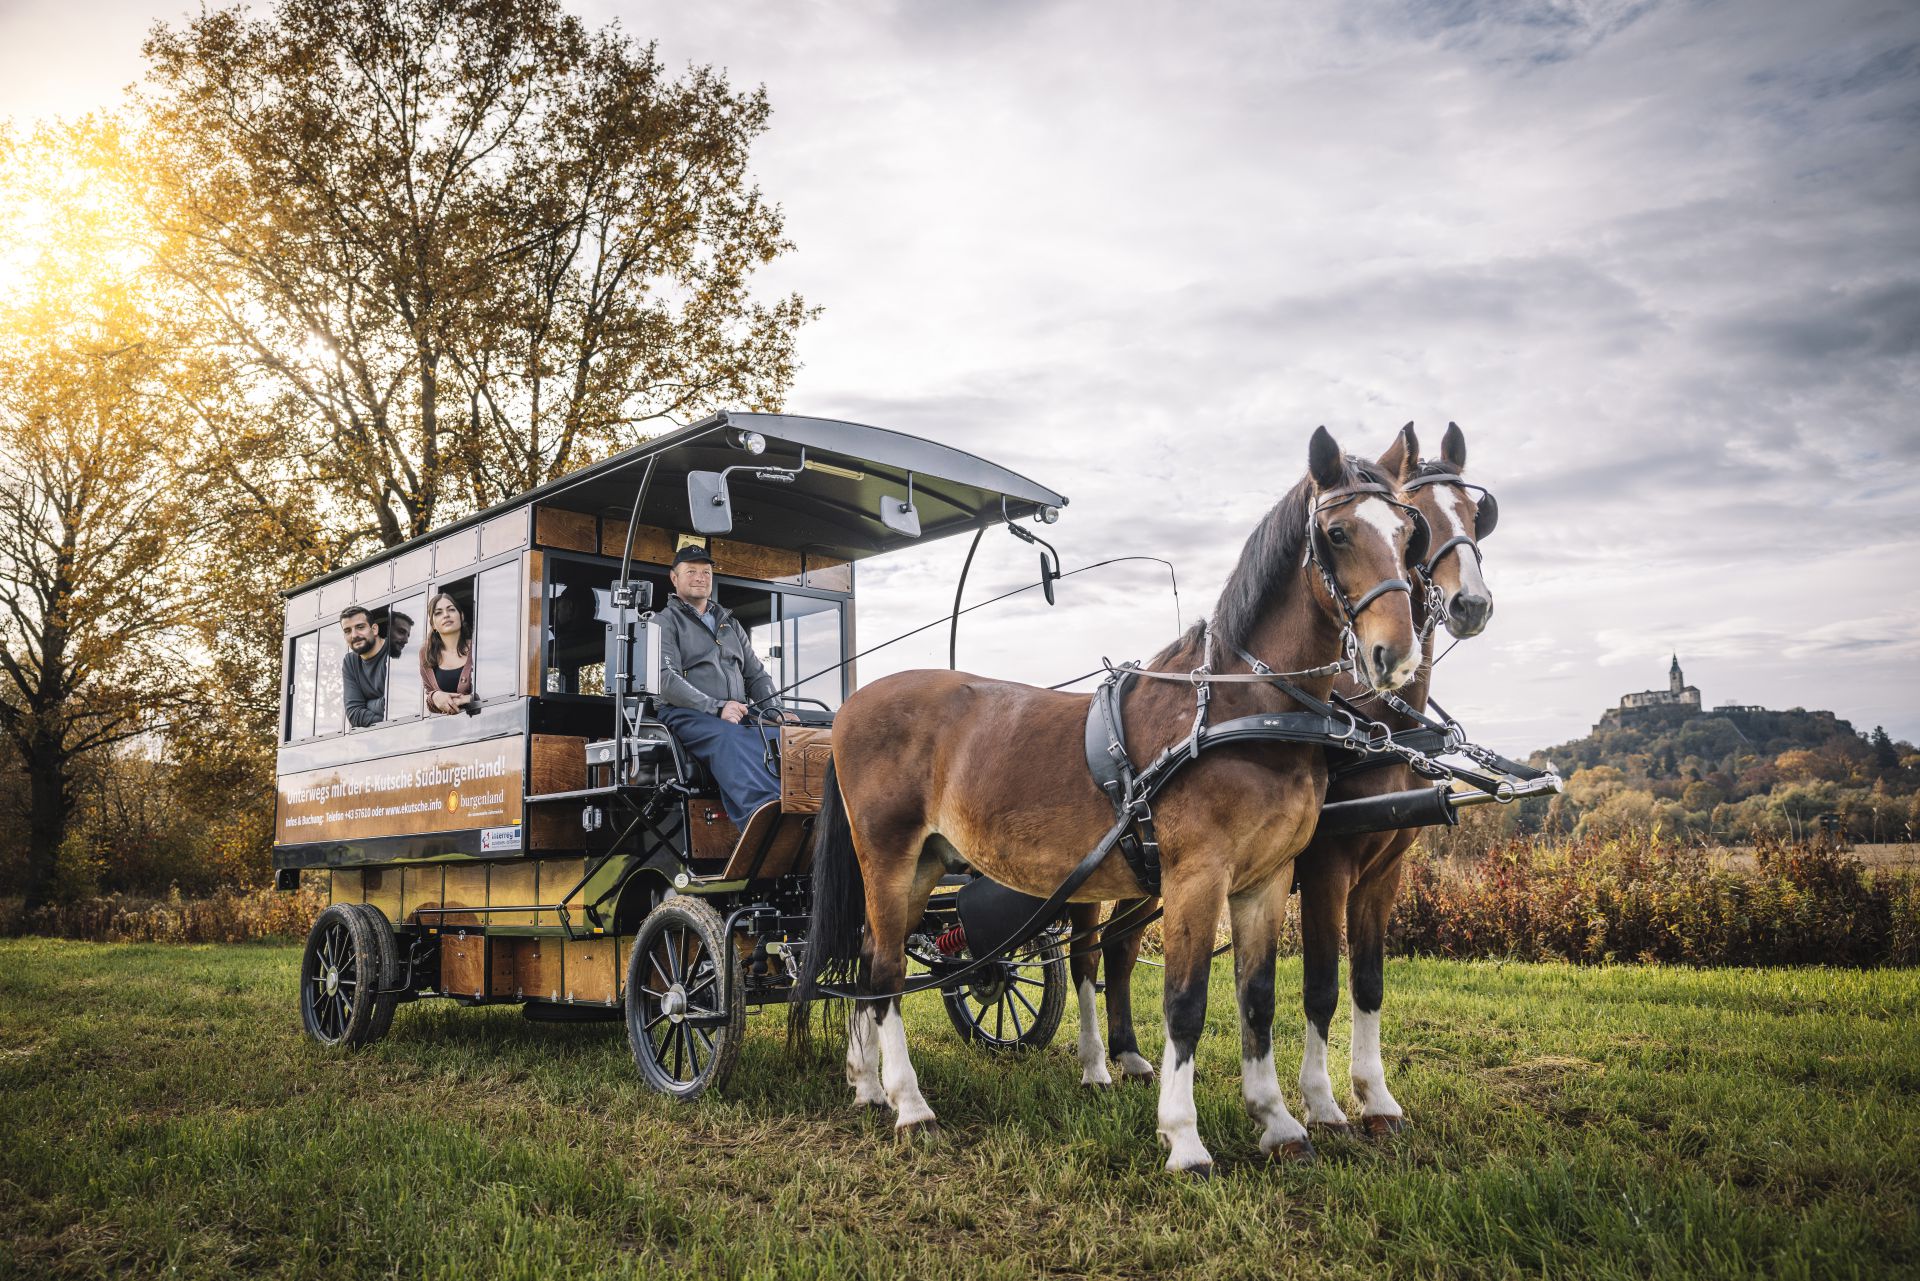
[1156,1042,1213,1172]
[1076,980,1113,1086]
[1350,1007,1403,1119]
[1299,1019,1349,1126]
[876,1004,937,1128]
[1242,1051,1310,1154]
[1116,1050,1156,1080]
[845,1003,886,1106]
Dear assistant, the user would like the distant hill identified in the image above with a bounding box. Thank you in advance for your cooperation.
[1535,705,1861,779]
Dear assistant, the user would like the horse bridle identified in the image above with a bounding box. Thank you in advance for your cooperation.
[1398,472,1498,644]
[1304,482,1430,634]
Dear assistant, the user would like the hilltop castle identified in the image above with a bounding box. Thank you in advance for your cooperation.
[1599,656,1703,727]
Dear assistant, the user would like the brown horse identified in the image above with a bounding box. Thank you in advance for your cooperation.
[793,427,1425,1173]
[1065,423,1501,1109]
[1295,420,1497,1136]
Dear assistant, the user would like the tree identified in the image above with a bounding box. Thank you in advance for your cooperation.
[137,0,811,552]
[0,120,207,907]
[1871,726,1899,771]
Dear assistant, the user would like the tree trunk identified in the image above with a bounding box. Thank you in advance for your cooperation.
[21,733,71,912]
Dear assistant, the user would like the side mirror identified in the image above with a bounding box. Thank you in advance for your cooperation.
[1040,551,1057,606]
[688,471,733,535]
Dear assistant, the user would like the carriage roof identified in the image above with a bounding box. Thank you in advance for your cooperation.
[287,412,1070,597]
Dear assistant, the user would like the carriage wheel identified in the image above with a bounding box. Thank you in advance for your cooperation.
[299,903,390,1049]
[625,895,744,1100]
[346,903,402,1042]
[941,938,1067,1052]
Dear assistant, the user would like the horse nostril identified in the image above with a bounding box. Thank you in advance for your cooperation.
[1453,594,1491,628]
[1372,644,1389,676]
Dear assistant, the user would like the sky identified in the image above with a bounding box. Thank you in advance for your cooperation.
[3,0,1916,756]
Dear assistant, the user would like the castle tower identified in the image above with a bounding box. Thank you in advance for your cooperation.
[1670,654,1683,695]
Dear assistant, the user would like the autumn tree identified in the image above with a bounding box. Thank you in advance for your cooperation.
[0,120,207,907]
[137,0,811,556]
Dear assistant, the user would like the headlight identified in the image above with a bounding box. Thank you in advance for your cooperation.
[1038,506,1060,524]
[729,429,767,455]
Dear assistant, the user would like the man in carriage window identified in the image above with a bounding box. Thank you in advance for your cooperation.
[656,544,784,828]
[339,605,388,728]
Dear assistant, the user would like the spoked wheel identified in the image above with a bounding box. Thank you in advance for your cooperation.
[942,937,1067,1052]
[300,903,390,1048]
[625,895,744,1100]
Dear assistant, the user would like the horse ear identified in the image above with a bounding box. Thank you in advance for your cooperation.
[1441,421,1467,469]
[1308,426,1344,490]
[1378,422,1420,486]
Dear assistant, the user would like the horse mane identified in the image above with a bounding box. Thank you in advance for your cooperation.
[1149,453,1393,668]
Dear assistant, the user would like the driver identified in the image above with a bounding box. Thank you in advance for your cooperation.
[656,544,784,828]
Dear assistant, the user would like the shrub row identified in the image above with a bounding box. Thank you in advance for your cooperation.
[1391,835,1920,966]
[0,885,325,944]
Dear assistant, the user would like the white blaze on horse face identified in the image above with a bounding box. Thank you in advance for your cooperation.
[876,1004,938,1128]
[845,1003,886,1106]
[1076,980,1114,1087]
[1351,496,1407,559]
[1156,1044,1213,1172]
[1299,1019,1348,1126]
[1439,493,1491,607]
[1350,1007,1404,1119]
[1242,1050,1310,1154]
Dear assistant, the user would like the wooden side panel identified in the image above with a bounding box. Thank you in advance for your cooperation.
[439,932,486,998]
[536,857,586,927]
[488,861,538,926]
[329,868,364,906]
[779,727,834,814]
[687,800,740,863]
[600,519,676,565]
[401,865,444,925]
[488,938,517,998]
[363,866,402,924]
[720,813,812,881]
[514,938,563,1002]
[563,939,618,1004]
[526,549,544,698]
[441,864,485,927]
[531,735,587,794]
[711,537,802,583]
[527,805,585,851]
[534,506,596,552]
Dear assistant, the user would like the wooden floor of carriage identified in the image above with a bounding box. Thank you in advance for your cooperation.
[2,939,1916,1280]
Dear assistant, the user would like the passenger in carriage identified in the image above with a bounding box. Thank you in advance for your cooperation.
[339,605,388,727]
[420,591,475,715]
[656,544,785,828]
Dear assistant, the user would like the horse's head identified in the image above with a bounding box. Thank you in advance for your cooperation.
[1382,421,1496,639]
[1306,426,1422,691]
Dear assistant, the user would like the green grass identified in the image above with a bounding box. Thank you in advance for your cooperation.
[2,941,1916,1279]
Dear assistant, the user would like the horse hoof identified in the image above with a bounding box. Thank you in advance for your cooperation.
[1268,1137,1316,1164]
[1082,1078,1117,1091]
[1361,1114,1406,1139]
[1121,1069,1157,1084]
[1307,1120,1352,1136]
[853,1099,889,1117]
[1178,1162,1214,1181]
[896,1119,942,1146]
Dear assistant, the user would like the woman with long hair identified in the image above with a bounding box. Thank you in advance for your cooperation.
[420,591,475,714]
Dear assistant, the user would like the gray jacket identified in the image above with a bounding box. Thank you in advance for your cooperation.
[657,596,776,715]
[342,646,389,728]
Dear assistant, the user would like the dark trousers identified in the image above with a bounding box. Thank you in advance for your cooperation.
[659,705,781,828]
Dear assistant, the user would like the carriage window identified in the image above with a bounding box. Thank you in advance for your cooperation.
[386,594,425,720]
[473,563,520,700]
[543,559,670,696]
[313,625,347,736]
[286,632,318,741]
[739,591,845,711]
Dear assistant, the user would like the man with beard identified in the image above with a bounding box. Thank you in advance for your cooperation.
[340,605,389,728]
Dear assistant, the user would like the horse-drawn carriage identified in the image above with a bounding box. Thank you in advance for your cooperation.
[275,413,1075,1095]
[277,411,1556,1164]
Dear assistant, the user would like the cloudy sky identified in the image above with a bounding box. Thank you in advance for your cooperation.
[4,0,1916,755]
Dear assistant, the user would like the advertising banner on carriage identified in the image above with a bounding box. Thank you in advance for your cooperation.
[275,737,525,845]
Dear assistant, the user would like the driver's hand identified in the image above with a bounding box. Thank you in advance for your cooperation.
[719,700,748,724]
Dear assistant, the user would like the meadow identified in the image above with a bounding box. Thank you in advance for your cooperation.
[3,939,1916,1279]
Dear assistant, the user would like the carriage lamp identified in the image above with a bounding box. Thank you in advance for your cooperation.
[1038,506,1060,524]
[727,428,767,455]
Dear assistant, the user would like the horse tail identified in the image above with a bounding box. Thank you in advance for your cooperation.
[789,757,864,1050]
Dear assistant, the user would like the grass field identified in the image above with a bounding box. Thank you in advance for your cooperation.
[2,940,1916,1279]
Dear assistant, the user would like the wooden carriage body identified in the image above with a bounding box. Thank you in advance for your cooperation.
[272,412,1068,1021]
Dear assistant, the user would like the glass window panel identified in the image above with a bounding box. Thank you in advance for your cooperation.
[314,624,347,736]
[391,546,433,590]
[481,510,528,559]
[473,564,520,701]
[287,633,317,742]
[386,593,426,720]
[792,605,843,709]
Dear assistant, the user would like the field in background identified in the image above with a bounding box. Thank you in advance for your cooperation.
[2,940,1916,1279]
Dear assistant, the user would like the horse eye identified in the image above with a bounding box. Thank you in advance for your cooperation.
[1327,526,1348,545]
